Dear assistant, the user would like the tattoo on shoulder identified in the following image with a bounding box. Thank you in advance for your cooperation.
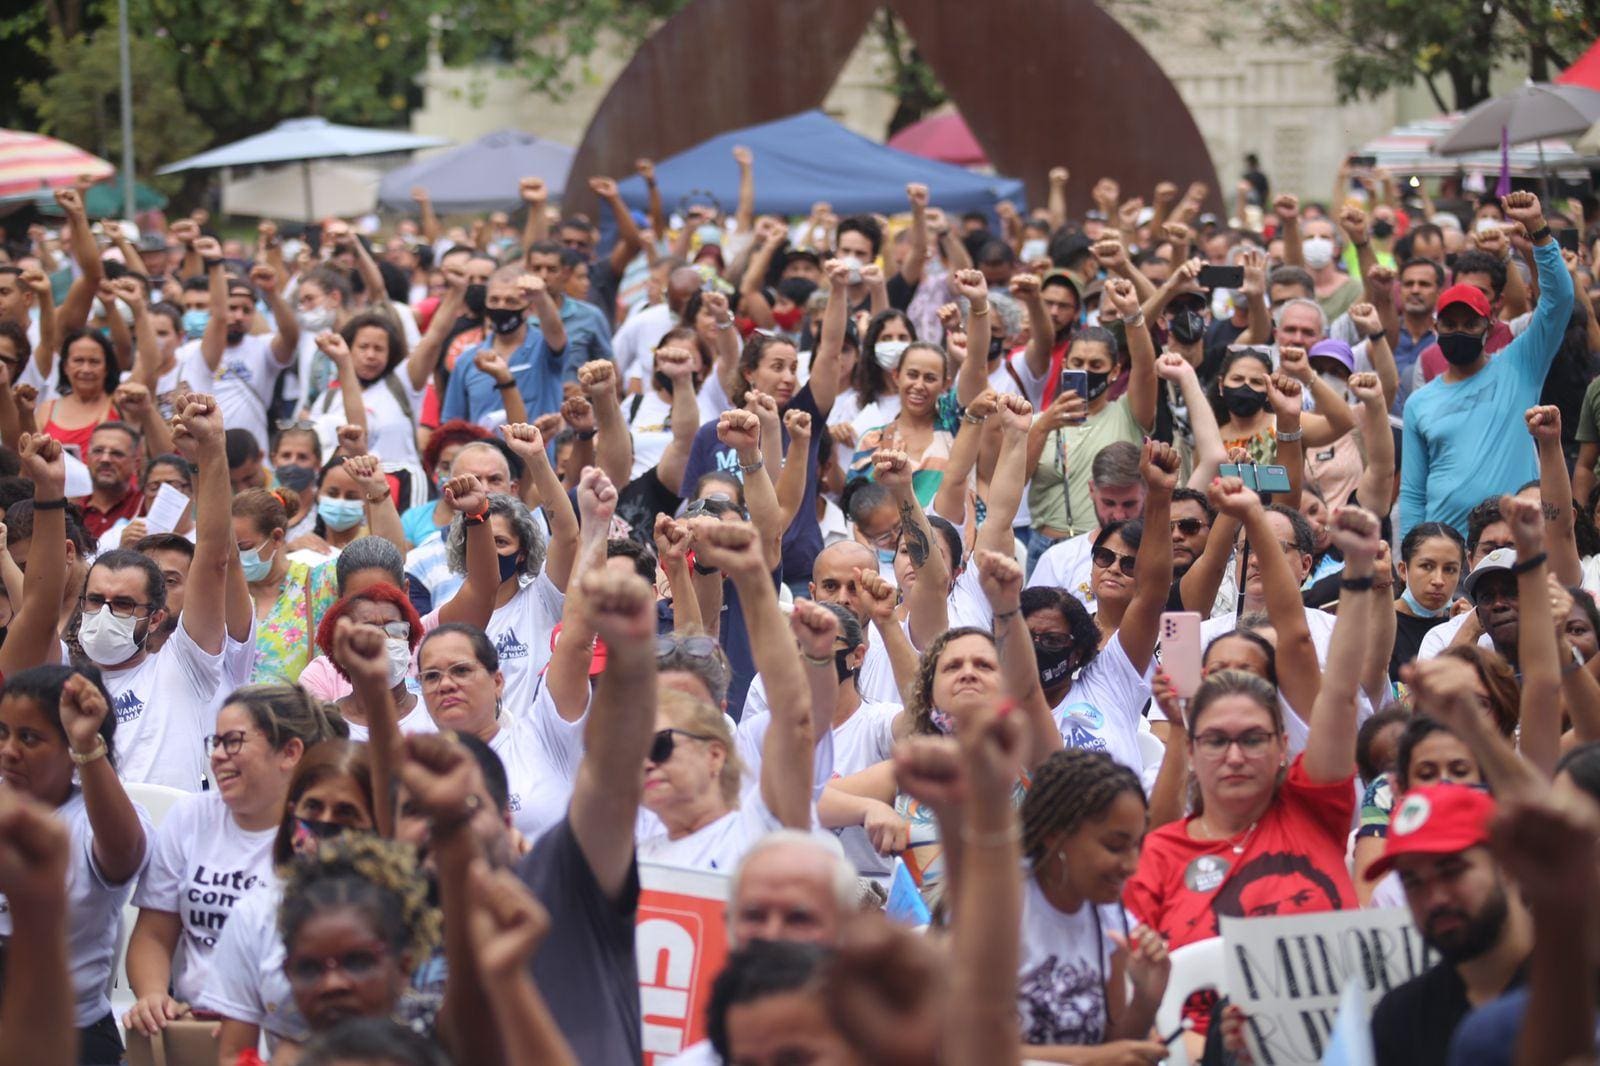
[899,501,930,568]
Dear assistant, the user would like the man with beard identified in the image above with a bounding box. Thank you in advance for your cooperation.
[1367,784,1530,1066]
[78,423,144,539]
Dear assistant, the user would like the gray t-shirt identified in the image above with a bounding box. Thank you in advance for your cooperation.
[518,815,641,1066]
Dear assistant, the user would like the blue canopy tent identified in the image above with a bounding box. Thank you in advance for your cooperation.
[377,129,576,213]
[612,109,1024,224]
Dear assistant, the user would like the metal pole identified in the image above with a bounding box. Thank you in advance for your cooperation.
[302,159,314,222]
[118,0,136,220]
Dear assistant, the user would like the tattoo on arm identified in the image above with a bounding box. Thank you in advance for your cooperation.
[899,501,930,568]
[1543,503,1563,523]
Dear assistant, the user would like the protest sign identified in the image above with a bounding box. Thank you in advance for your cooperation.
[1221,908,1436,1066]
[637,862,731,1064]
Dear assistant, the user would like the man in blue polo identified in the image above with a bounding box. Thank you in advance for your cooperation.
[524,240,614,383]
[441,265,568,425]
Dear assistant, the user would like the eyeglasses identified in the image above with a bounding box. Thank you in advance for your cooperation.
[80,593,154,619]
[284,943,389,989]
[861,526,900,550]
[684,494,748,521]
[657,634,719,661]
[648,727,718,765]
[274,419,317,432]
[1091,546,1137,576]
[87,444,132,461]
[1170,518,1205,536]
[1193,729,1278,757]
[1033,632,1074,652]
[418,661,483,689]
[204,730,248,757]
[381,621,411,642]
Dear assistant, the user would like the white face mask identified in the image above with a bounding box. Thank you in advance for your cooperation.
[385,638,411,689]
[78,608,144,667]
[1301,236,1336,269]
[839,255,864,285]
[874,340,909,370]
[1020,238,1049,263]
[297,306,336,332]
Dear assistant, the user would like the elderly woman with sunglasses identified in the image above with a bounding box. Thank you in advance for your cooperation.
[124,684,346,1040]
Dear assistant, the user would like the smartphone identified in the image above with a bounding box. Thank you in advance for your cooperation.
[1347,154,1377,169]
[1254,464,1292,493]
[1558,228,1581,253]
[1059,368,1089,402]
[1197,264,1244,290]
[1160,612,1204,699]
[1218,462,1259,491]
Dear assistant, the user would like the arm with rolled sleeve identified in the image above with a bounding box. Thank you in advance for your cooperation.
[1398,404,1428,541]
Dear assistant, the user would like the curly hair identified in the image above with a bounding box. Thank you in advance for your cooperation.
[445,493,544,580]
[730,333,798,409]
[1021,748,1144,867]
[338,310,408,385]
[1020,586,1101,676]
[279,834,440,974]
[313,584,425,680]
[906,627,995,737]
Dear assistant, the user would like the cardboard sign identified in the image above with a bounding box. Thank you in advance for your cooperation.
[637,862,731,1064]
[1221,908,1436,1066]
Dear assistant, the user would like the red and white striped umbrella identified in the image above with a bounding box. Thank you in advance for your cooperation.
[0,129,114,200]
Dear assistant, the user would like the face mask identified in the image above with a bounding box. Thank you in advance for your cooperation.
[297,307,335,332]
[274,463,318,493]
[239,541,277,582]
[292,817,347,853]
[1475,217,1503,234]
[485,305,526,336]
[1371,219,1395,239]
[385,637,412,688]
[1035,641,1074,687]
[874,340,909,370]
[1021,238,1049,263]
[834,648,861,685]
[1401,586,1446,618]
[928,706,955,735]
[695,224,723,247]
[839,255,864,285]
[317,496,365,532]
[1084,369,1111,401]
[876,547,897,567]
[1222,384,1268,417]
[78,608,144,667]
[1301,237,1335,269]
[498,551,524,584]
[464,283,487,317]
[1437,332,1484,367]
[181,309,209,339]
[772,306,804,331]
[1169,309,1206,345]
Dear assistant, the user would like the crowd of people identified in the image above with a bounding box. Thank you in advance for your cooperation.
[0,145,1597,1066]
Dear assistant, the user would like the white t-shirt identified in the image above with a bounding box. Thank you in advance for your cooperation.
[309,373,425,469]
[1016,874,1125,1047]
[131,791,277,1005]
[205,333,290,452]
[489,678,587,841]
[948,563,994,631]
[0,790,152,1028]
[1415,610,1491,661]
[612,302,675,388]
[344,699,438,743]
[1028,531,1097,608]
[195,880,307,1046]
[486,570,566,713]
[637,790,785,873]
[1053,633,1153,782]
[624,388,721,479]
[741,617,905,718]
[101,622,228,791]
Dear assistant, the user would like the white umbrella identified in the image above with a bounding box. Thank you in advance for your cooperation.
[221,160,380,222]
[159,117,447,217]
[1434,83,1600,154]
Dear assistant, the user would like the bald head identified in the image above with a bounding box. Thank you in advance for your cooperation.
[729,831,856,948]
[667,268,702,314]
[810,541,877,623]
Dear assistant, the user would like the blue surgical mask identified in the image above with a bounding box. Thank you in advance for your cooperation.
[181,309,209,339]
[1401,586,1446,618]
[317,496,365,532]
[876,547,897,567]
[239,541,277,582]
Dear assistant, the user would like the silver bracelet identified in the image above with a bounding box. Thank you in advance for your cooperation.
[1275,428,1303,442]
[1124,313,1146,329]
[739,458,764,474]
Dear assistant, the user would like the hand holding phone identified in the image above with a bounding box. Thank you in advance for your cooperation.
[1160,612,1203,699]
[1197,264,1244,290]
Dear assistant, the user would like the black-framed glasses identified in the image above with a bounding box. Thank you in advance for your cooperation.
[1033,632,1074,652]
[418,661,484,689]
[1170,518,1205,536]
[648,728,717,765]
[657,634,719,661]
[1090,546,1137,576]
[1193,729,1278,757]
[80,593,155,619]
[284,943,390,989]
[204,730,248,757]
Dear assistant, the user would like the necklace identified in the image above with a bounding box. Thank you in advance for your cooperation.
[1200,814,1259,856]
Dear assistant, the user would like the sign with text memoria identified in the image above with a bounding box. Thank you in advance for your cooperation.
[637,862,731,1064]
[1221,908,1437,1066]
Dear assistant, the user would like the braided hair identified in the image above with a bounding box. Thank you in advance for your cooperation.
[279,835,439,974]
[1021,749,1144,867]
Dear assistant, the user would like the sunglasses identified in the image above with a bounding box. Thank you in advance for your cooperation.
[1091,546,1137,576]
[1170,518,1205,536]
[657,634,719,661]
[684,494,747,521]
[648,727,718,765]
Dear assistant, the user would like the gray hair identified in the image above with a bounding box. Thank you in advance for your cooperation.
[335,535,405,593]
[446,493,545,578]
[1273,297,1327,336]
[657,629,734,705]
[727,829,859,944]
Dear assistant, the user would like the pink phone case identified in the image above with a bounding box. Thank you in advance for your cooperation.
[1160,611,1203,699]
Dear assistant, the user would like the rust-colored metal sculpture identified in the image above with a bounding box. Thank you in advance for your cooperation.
[567,0,1220,222]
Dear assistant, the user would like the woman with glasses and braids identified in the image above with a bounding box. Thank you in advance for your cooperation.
[1125,505,1381,1055]
[124,684,346,1041]
[199,741,378,1064]
[0,665,148,1065]
[1016,749,1171,1062]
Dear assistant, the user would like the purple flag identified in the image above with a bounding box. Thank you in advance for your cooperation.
[1496,125,1512,197]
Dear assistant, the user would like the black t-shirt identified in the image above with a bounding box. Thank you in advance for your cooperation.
[887,271,916,312]
[518,815,642,1066]
[1371,961,1525,1066]
[1391,610,1447,680]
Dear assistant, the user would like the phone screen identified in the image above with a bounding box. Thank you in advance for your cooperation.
[1197,265,1244,290]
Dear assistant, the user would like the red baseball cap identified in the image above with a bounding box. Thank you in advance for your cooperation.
[547,623,608,677]
[1366,783,1496,881]
[1436,283,1492,318]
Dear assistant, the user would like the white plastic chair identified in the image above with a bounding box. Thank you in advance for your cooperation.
[123,782,188,831]
[1154,936,1225,1066]
[109,782,191,1032]
[1136,730,1167,776]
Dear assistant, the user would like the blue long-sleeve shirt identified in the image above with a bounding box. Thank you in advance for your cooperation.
[1399,238,1573,539]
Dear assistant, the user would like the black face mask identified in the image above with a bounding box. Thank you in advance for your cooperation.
[464,283,487,317]
[835,648,861,685]
[1035,642,1074,687]
[1371,219,1395,239]
[1222,384,1268,417]
[1084,369,1111,401]
[485,305,526,336]
[1437,331,1485,366]
[1170,309,1207,345]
